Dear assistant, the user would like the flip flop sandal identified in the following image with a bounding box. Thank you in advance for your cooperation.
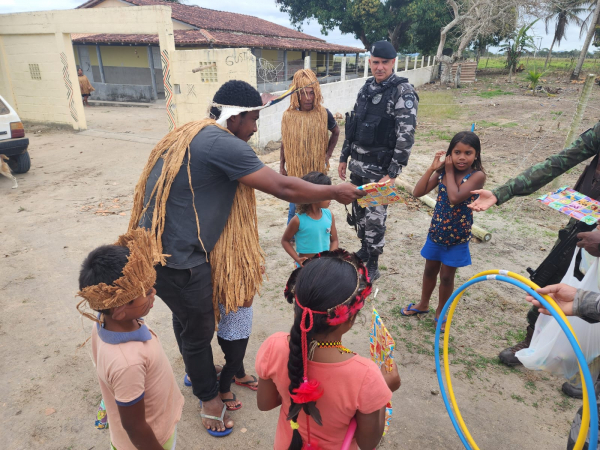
[434,317,447,331]
[400,303,430,317]
[234,374,258,391]
[185,365,223,387]
[221,392,242,411]
[200,402,233,437]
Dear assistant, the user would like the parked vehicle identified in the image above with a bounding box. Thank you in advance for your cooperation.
[0,94,30,174]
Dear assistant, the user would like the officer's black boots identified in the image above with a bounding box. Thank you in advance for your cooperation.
[355,240,369,263]
[498,325,535,366]
[366,255,381,282]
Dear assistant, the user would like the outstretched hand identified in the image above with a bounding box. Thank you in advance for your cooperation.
[333,182,365,205]
[525,283,577,316]
[467,189,497,211]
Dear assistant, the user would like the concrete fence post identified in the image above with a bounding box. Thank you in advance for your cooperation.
[421,56,425,68]
[427,56,431,66]
[96,44,106,83]
[405,56,409,71]
[364,57,368,77]
[340,56,347,81]
[304,55,310,70]
[414,56,418,70]
[395,57,399,73]
[147,46,158,101]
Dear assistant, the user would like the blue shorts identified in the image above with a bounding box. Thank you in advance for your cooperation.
[420,236,472,268]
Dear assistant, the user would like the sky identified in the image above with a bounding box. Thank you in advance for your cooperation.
[0,0,592,53]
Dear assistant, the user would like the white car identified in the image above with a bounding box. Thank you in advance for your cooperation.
[0,94,30,173]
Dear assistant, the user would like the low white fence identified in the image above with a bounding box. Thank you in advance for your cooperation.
[257,56,437,148]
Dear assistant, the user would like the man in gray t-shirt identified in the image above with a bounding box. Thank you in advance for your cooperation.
[138,80,364,436]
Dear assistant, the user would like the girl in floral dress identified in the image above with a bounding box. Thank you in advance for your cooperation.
[400,131,486,331]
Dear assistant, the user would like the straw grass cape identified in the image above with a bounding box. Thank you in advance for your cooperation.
[76,228,157,323]
[128,119,265,322]
[281,70,329,178]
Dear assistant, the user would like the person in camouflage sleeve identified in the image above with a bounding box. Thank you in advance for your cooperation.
[469,121,600,391]
[524,281,600,450]
[338,40,419,281]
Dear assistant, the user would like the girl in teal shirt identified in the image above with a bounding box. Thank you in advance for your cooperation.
[281,172,339,267]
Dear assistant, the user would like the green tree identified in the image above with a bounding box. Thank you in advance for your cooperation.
[275,0,451,53]
[501,19,538,80]
[544,0,588,70]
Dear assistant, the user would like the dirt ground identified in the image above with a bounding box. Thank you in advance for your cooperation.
[2,73,600,450]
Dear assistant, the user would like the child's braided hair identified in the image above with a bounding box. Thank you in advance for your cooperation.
[283,249,372,449]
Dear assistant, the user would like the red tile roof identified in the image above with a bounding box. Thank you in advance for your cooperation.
[72,29,364,53]
[77,0,364,53]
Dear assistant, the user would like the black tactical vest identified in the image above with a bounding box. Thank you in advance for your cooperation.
[353,76,408,152]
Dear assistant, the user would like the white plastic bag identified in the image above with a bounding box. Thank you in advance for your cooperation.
[516,249,600,382]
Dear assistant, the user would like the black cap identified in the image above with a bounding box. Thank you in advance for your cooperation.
[370,41,396,59]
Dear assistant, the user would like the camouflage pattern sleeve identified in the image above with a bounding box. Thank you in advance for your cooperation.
[493,121,600,206]
[340,138,351,163]
[573,288,600,323]
[389,85,418,178]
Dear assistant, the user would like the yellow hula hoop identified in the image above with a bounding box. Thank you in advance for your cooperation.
[442,269,590,450]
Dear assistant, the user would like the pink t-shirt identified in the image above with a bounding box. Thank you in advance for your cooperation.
[91,321,184,450]
[255,332,392,450]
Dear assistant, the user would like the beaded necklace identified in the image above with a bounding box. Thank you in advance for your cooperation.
[308,340,353,360]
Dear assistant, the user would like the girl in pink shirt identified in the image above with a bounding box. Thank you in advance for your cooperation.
[255,250,400,450]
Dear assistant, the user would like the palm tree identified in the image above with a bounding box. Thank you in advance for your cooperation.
[572,0,600,79]
[544,0,588,70]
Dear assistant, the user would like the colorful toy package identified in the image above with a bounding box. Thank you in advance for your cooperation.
[370,309,395,435]
[538,186,600,225]
[357,182,402,208]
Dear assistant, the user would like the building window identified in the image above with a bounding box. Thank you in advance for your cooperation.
[198,62,217,83]
[29,64,41,80]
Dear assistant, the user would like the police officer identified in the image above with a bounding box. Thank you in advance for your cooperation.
[339,40,419,281]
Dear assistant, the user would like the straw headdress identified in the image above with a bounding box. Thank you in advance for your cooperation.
[281,69,329,178]
[76,228,157,323]
[128,119,265,322]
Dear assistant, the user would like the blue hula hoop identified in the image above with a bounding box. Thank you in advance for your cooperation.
[434,275,598,450]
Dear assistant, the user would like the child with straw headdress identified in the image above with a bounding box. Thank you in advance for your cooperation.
[127,80,364,437]
[77,228,184,450]
[280,69,340,223]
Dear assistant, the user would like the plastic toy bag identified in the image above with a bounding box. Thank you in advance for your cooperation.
[516,249,600,382]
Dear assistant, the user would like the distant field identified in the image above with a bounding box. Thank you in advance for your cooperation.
[477,55,600,75]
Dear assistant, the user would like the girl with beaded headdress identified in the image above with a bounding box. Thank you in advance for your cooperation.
[255,250,400,449]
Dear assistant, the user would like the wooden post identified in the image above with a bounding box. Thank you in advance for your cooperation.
[454,63,462,88]
[551,73,596,189]
[96,44,106,83]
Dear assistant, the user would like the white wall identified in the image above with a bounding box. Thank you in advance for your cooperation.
[257,64,435,148]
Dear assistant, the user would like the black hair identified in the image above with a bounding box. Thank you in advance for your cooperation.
[445,131,485,173]
[210,80,262,119]
[295,171,332,214]
[284,251,370,450]
[78,245,130,315]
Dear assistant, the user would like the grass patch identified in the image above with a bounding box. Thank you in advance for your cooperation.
[418,91,460,122]
[477,56,600,76]
[477,89,514,99]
